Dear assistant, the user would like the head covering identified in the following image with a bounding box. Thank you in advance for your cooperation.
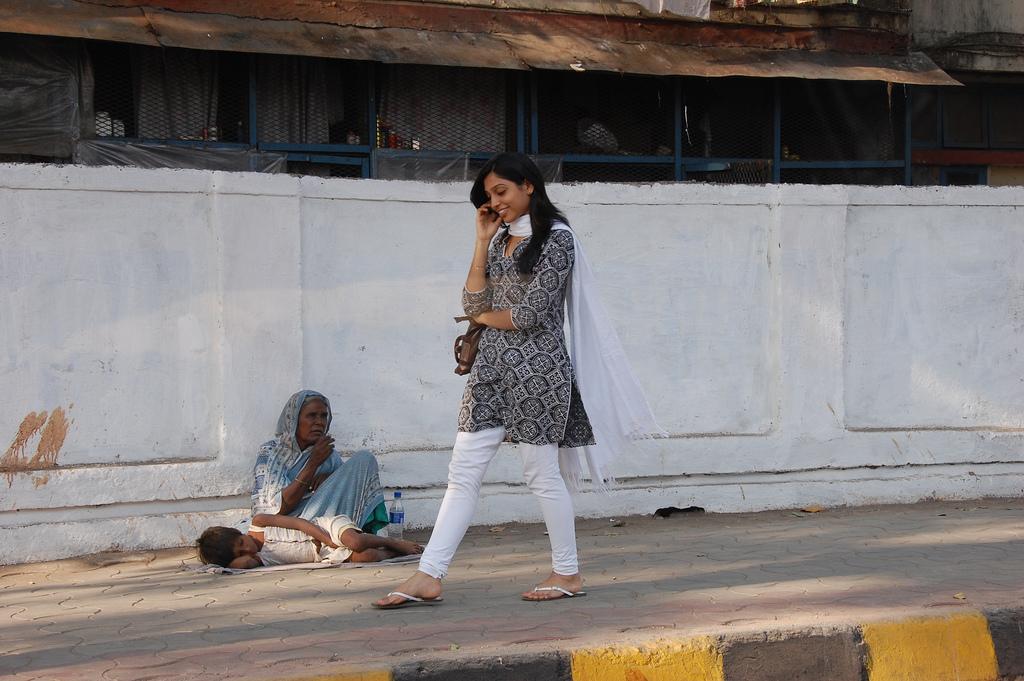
[251,390,334,515]
[275,390,332,457]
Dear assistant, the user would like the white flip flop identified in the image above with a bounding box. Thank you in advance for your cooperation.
[522,585,588,601]
[372,591,444,610]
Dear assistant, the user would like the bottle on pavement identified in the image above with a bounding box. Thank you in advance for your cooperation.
[388,490,405,539]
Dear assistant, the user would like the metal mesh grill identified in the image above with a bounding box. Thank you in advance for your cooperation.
[562,163,674,183]
[780,80,904,162]
[910,85,939,147]
[378,64,512,152]
[255,55,367,145]
[215,54,250,143]
[90,42,134,139]
[679,77,773,160]
[687,160,772,184]
[781,167,903,185]
[89,43,248,142]
[537,72,674,156]
[80,37,911,184]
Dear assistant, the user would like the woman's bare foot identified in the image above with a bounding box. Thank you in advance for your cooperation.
[521,571,584,601]
[374,570,442,607]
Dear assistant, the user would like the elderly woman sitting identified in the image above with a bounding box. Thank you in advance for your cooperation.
[251,390,389,533]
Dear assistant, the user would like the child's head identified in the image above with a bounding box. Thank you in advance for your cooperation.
[196,526,254,568]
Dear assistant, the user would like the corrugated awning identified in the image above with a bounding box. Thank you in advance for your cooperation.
[0,0,958,85]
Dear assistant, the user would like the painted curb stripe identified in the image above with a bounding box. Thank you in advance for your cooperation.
[273,609,1019,681]
[571,636,723,681]
[861,612,999,681]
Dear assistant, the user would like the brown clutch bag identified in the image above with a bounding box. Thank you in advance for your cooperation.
[453,315,485,375]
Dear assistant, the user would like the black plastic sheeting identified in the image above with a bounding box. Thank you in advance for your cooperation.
[74,139,287,172]
[0,35,92,157]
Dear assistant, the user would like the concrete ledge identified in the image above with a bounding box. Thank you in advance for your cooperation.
[861,612,998,681]
[986,609,1024,679]
[570,636,723,681]
[721,630,863,681]
[297,609,1023,681]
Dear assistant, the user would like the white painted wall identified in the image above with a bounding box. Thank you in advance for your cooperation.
[2,164,1022,564]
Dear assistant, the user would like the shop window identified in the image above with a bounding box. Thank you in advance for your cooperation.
[942,86,985,147]
[90,42,134,138]
[255,55,367,146]
[680,77,773,159]
[910,86,939,147]
[989,90,1024,148]
[89,43,248,143]
[377,64,513,153]
[536,71,674,157]
[780,79,904,161]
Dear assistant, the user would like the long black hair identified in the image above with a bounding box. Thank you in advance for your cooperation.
[470,153,569,276]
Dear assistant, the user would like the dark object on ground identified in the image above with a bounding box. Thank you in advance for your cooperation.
[654,506,706,518]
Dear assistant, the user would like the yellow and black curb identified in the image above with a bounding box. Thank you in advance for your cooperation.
[288,608,1024,681]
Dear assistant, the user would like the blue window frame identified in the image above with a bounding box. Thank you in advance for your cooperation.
[911,83,1024,151]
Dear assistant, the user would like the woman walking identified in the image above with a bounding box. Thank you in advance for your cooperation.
[374,153,662,608]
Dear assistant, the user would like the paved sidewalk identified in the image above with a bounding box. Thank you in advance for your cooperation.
[2,499,1023,680]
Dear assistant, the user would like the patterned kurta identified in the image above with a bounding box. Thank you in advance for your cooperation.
[458,228,595,447]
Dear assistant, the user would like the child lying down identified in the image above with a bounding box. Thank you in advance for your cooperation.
[197,513,423,569]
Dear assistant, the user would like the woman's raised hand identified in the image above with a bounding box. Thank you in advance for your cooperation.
[309,435,334,467]
[476,205,502,243]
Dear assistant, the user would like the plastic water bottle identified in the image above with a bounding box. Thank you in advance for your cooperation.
[388,490,405,539]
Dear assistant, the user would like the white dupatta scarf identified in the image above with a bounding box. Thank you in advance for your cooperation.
[509,216,665,489]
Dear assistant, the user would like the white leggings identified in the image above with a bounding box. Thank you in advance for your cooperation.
[417,426,579,579]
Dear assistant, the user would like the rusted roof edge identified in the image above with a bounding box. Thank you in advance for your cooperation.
[0,1,958,85]
[10,0,915,53]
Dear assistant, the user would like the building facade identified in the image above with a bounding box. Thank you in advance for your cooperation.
[0,0,963,184]
[911,2,1024,186]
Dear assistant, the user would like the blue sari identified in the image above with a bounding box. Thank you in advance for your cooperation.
[251,390,388,533]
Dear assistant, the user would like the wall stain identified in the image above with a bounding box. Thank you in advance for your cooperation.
[32,473,50,488]
[30,407,69,469]
[1,411,49,481]
[2,406,72,485]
